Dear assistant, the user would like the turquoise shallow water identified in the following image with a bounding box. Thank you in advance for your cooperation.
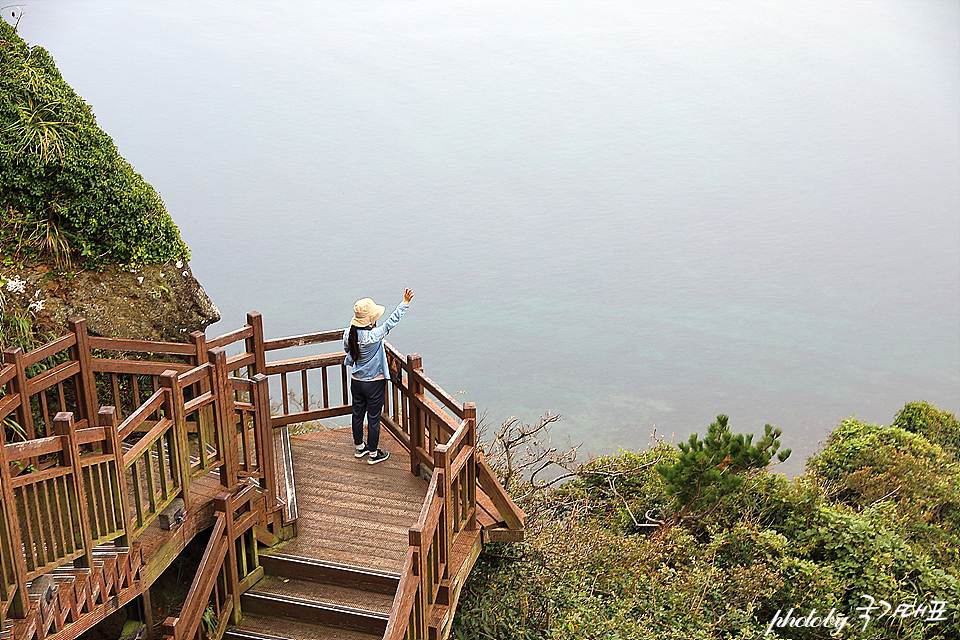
[12,0,960,474]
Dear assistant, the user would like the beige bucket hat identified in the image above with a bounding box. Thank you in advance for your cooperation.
[350,298,385,327]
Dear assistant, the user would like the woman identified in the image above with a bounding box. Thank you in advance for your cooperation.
[343,288,414,464]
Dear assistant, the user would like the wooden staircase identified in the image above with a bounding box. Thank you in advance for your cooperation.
[1,315,524,640]
[225,554,398,640]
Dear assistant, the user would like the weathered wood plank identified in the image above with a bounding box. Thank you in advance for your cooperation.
[206,326,254,349]
[123,418,173,468]
[22,334,77,368]
[0,362,16,386]
[5,434,61,461]
[264,352,345,376]
[269,404,353,427]
[226,352,256,372]
[87,336,198,356]
[117,388,166,439]
[405,367,463,420]
[25,361,81,397]
[262,329,344,352]
[91,359,191,376]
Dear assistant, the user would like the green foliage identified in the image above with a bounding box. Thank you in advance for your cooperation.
[0,306,35,351]
[455,404,960,640]
[550,444,676,534]
[807,418,960,535]
[0,21,189,268]
[893,401,960,459]
[656,414,790,521]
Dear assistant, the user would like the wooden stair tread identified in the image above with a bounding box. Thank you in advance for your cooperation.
[226,613,380,640]
[250,575,394,615]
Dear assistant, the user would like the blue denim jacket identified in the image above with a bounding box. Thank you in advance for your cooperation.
[342,302,408,381]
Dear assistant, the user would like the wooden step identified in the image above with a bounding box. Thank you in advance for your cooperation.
[239,592,388,636]
[251,575,393,616]
[259,554,400,595]
[224,613,380,640]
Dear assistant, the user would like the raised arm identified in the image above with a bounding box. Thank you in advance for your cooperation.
[364,289,414,342]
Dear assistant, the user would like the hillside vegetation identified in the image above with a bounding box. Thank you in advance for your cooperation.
[0,20,188,269]
[1,21,193,350]
[454,401,960,639]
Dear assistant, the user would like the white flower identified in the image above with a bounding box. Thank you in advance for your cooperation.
[29,299,45,313]
[176,261,183,268]
[5,276,26,294]
[182,271,188,277]
[137,276,144,284]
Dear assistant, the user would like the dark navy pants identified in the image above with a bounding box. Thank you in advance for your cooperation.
[351,378,386,452]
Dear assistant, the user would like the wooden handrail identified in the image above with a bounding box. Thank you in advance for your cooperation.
[383,548,420,640]
[262,329,343,351]
[21,333,77,368]
[25,360,81,395]
[91,358,192,376]
[178,362,212,387]
[87,336,199,356]
[4,434,61,460]
[163,512,230,640]
[116,387,166,439]
[1,314,522,640]
[206,326,254,350]
[406,367,464,420]
[122,417,174,466]
[0,362,16,386]
[263,352,345,376]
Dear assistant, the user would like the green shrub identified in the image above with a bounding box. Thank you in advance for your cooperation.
[0,21,189,268]
[456,408,960,639]
[656,415,791,523]
[893,401,960,459]
[807,417,960,531]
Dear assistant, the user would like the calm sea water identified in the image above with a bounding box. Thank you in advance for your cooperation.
[13,0,960,474]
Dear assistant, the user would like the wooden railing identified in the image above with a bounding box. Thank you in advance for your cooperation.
[219,321,515,640]
[197,316,524,640]
[161,482,264,640]
[1,312,521,640]
[0,318,277,639]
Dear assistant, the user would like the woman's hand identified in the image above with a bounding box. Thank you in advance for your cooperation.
[403,288,415,304]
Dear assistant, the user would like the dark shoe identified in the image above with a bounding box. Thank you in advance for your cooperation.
[368,449,390,465]
[354,443,370,458]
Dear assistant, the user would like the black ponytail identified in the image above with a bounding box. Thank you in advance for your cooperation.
[348,325,360,363]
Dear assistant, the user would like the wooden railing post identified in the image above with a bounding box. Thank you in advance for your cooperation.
[214,492,242,625]
[99,406,132,546]
[53,412,94,569]
[0,417,28,618]
[3,347,35,440]
[246,312,266,376]
[160,371,191,511]
[407,531,427,639]
[464,402,478,531]
[252,374,276,503]
[407,353,423,476]
[209,349,239,488]
[188,331,207,368]
[434,450,453,575]
[69,317,100,428]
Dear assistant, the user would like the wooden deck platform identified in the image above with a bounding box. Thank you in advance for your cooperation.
[225,428,429,640]
[2,316,524,640]
[273,428,429,574]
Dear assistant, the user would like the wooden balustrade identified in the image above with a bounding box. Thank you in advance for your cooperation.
[384,469,446,640]
[161,482,264,640]
[0,313,519,640]
[117,384,185,540]
[162,511,231,640]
